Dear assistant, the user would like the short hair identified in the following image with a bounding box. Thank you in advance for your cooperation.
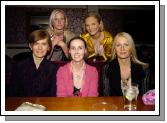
[112,32,148,68]
[28,29,52,54]
[68,36,88,60]
[49,9,68,31]
[83,11,104,33]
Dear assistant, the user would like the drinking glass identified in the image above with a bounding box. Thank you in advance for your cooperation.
[123,83,139,111]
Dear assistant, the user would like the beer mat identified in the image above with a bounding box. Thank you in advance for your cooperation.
[15,102,46,111]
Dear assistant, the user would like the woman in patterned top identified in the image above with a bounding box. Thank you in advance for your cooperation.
[47,9,75,61]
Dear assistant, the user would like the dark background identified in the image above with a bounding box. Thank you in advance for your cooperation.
[5,5,155,89]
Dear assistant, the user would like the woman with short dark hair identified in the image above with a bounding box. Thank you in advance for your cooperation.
[10,29,58,97]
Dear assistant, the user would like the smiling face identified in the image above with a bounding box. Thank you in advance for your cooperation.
[85,16,101,36]
[29,38,50,59]
[69,39,86,62]
[52,12,65,30]
[114,36,131,60]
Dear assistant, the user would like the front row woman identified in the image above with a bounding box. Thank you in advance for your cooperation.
[100,32,150,96]
[10,29,58,97]
[10,30,149,97]
[56,37,99,97]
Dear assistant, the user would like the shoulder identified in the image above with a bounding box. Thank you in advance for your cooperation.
[46,28,53,36]
[131,62,147,75]
[15,55,32,67]
[57,63,69,74]
[103,31,113,39]
[80,33,90,40]
[85,64,97,73]
[105,59,117,67]
[132,62,144,70]
[64,30,75,37]
[102,59,118,72]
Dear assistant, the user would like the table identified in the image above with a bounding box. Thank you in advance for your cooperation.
[5,96,154,111]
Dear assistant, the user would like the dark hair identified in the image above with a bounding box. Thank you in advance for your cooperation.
[68,36,87,49]
[68,36,87,60]
[28,29,52,54]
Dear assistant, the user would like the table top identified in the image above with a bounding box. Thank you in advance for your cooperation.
[5,96,154,111]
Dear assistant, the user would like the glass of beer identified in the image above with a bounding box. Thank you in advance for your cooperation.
[123,83,139,111]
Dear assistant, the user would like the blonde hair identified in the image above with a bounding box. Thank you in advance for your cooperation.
[112,32,149,69]
[49,9,68,32]
[83,11,104,33]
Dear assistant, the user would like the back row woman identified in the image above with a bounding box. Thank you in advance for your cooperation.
[81,11,113,62]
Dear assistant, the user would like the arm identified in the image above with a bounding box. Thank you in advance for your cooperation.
[48,64,57,96]
[141,67,151,95]
[100,64,111,96]
[9,62,23,96]
[56,67,68,97]
[47,35,68,60]
[103,38,113,61]
[88,67,99,97]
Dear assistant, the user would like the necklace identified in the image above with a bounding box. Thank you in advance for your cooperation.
[71,61,85,89]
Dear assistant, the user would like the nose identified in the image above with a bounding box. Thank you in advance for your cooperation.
[38,44,42,50]
[121,45,125,51]
[75,49,79,54]
[58,19,61,24]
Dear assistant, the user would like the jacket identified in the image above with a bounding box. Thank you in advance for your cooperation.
[56,63,99,97]
[100,59,150,96]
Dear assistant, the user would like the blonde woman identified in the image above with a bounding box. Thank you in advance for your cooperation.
[47,9,75,61]
[80,11,113,62]
[100,32,150,96]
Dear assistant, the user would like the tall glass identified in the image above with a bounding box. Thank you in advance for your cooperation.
[122,83,139,111]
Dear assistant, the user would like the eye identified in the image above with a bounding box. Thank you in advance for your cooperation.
[70,46,75,50]
[41,42,48,46]
[116,44,121,47]
[92,23,96,26]
[78,46,84,50]
[124,43,129,46]
[86,24,89,28]
[33,42,39,46]
[61,18,65,21]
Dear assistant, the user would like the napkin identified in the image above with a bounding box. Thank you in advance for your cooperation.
[15,102,46,111]
[142,89,155,105]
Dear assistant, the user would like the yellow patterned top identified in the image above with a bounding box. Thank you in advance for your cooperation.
[80,31,113,62]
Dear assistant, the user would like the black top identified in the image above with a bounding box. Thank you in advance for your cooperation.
[10,54,58,97]
[100,59,150,96]
[73,86,81,96]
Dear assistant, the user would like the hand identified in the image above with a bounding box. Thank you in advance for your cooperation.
[98,45,104,56]
[57,41,69,57]
[51,35,64,47]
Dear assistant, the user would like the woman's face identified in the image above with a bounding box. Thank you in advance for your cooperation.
[29,38,50,59]
[115,36,131,59]
[52,12,65,30]
[85,16,101,36]
[69,39,86,62]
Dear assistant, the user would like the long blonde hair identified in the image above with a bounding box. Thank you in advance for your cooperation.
[49,9,68,32]
[112,32,149,69]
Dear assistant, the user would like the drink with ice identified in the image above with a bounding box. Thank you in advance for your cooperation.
[123,84,139,111]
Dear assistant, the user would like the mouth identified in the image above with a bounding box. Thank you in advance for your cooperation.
[74,56,80,58]
[120,52,127,55]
